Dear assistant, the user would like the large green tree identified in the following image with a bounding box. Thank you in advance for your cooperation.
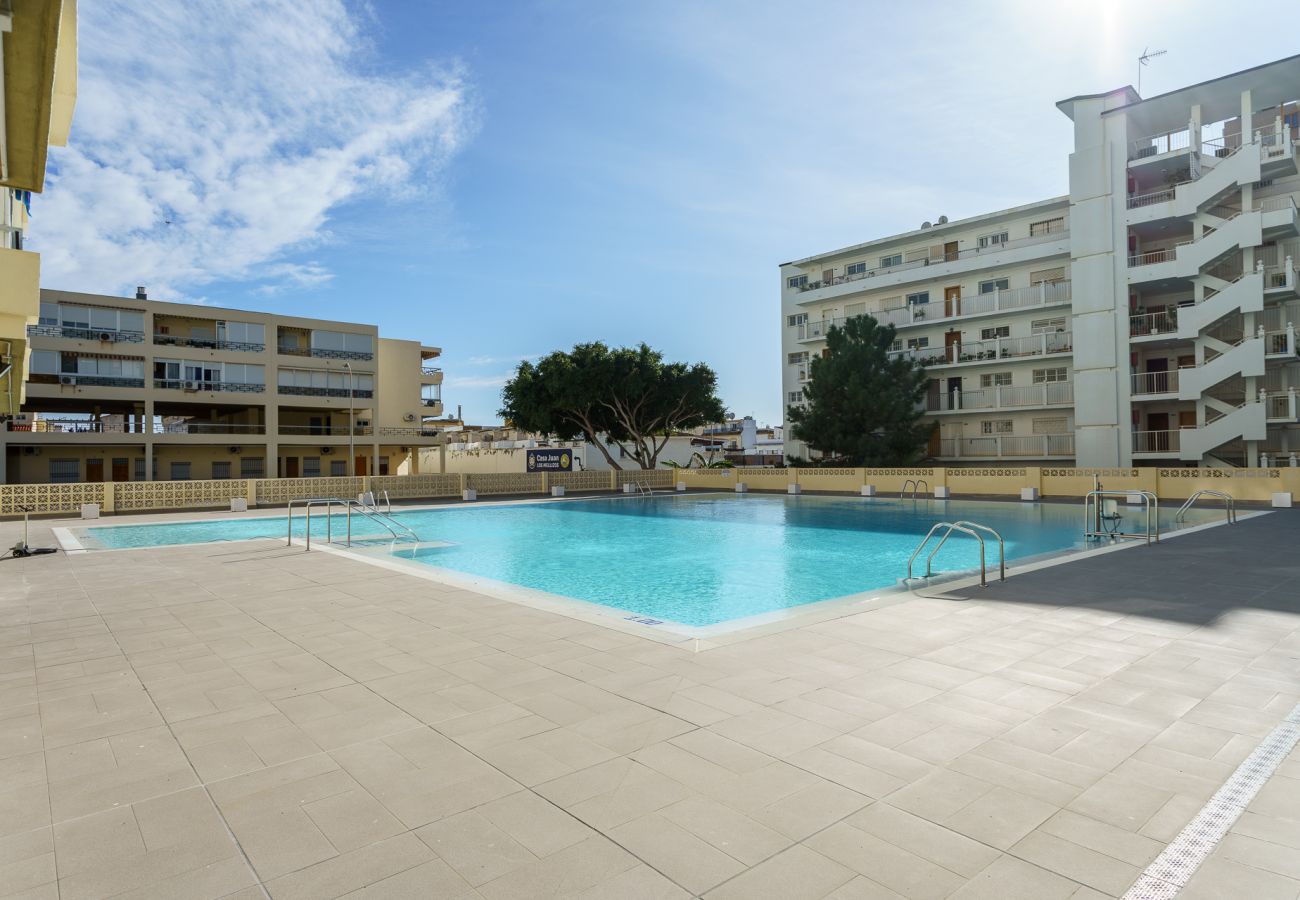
[500,342,728,470]
[787,315,933,465]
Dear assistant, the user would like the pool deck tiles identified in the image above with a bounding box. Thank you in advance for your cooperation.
[0,506,1297,898]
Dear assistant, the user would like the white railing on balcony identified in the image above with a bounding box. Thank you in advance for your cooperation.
[1126,186,1180,209]
[1129,248,1177,268]
[1129,309,1178,337]
[1200,132,1244,159]
[791,229,1068,293]
[1131,371,1180,395]
[890,331,1073,367]
[1263,324,1297,357]
[1129,129,1191,161]
[936,433,1073,459]
[796,282,1071,340]
[927,381,1072,412]
[1262,388,1299,422]
[1132,430,1180,454]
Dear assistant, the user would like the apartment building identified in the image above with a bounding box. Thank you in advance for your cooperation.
[781,54,1300,467]
[1,288,445,483]
[0,0,78,418]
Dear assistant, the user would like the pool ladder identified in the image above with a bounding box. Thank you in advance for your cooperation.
[1083,490,1159,544]
[905,521,1005,587]
[1176,489,1236,525]
[286,497,420,551]
[900,479,929,499]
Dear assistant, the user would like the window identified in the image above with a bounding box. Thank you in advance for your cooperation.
[170,462,191,481]
[844,302,866,318]
[981,420,1014,435]
[240,457,265,479]
[978,278,1010,294]
[977,232,1008,249]
[1031,317,1066,334]
[330,460,347,477]
[906,337,929,349]
[49,459,79,483]
[846,262,867,276]
[786,313,807,327]
[1029,267,1066,284]
[220,321,265,345]
[906,291,929,306]
[223,363,265,385]
[787,275,808,289]
[880,253,902,268]
[787,391,803,404]
[980,372,1012,387]
[1029,217,1065,237]
[303,456,321,477]
[1032,417,1067,434]
[134,458,146,481]
[312,331,374,354]
[211,461,231,480]
[1033,367,1068,383]
[890,339,903,352]
[980,325,1011,340]
[787,352,809,365]
[29,350,57,374]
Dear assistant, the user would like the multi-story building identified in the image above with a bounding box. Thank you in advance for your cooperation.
[1,288,445,483]
[0,0,78,418]
[781,54,1300,467]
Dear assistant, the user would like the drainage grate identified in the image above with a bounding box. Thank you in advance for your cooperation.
[1121,707,1300,898]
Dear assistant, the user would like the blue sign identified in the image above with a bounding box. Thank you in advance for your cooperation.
[526,448,573,472]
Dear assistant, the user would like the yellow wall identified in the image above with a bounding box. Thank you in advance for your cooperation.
[0,247,42,414]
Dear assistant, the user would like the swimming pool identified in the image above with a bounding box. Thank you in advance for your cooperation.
[79,493,1222,628]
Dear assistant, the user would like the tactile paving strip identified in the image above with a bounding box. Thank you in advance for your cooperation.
[1121,707,1300,899]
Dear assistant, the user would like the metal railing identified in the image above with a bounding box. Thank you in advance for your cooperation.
[890,331,1072,368]
[1131,371,1179,395]
[899,479,928,498]
[936,434,1074,459]
[153,334,265,352]
[1132,429,1180,453]
[36,374,146,388]
[421,366,443,376]
[905,520,1005,587]
[790,228,1068,294]
[1126,186,1180,209]
[1129,129,1191,161]
[1176,489,1236,525]
[277,345,375,361]
[286,497,419,551]
[927,382,1072,412]
[277,385,374,399]
[157,422,266,435]
[27,324,146,343]
[278,424,373,436]
[1129,309,1178,337]
[1084,489,1159,543]
[154,379,265,393]
[1129,248,1177,267]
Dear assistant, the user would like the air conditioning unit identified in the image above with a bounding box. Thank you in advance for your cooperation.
[355,419,370,428]
[183,381,198,391]
[97,332,113,342]
[59,375,76,385]
[321,446,333,454]
[228,446,242,455]
[22,446,40,455]
[403,413,415,422]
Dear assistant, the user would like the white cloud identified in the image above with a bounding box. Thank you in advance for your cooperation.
[32,0,475,298]
[445,372,514,390]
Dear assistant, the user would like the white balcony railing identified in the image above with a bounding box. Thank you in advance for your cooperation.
[1129,309,1179,337]
[791,229,1068,294]
[1129,128,1191,161]
[796,281,1071,340]
[890,331,1073,367]
[936,434,1074,459]
[1132,430,1181,454]
[1129,248,1177,268]
[1263,388,1299,422]
[1131,371,1180,395]
[927,381,1073,412]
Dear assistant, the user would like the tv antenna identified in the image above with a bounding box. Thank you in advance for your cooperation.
[1138,47,1167,94]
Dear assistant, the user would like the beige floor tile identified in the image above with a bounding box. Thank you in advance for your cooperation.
[535,757,694,831]
[947,854,1081,900]
[474,834,638,900]
[701,844,856,900]
[658,795,791,865]
[416,810,537,886]
[941,786,1059,850]
[1009,831,1141,896]
[608,812,745,894]
[265,832,448,900]
[45,725,198,822]
[272,684,421,750]
[1179,853,1300,900]
[474,790,593,857]
[805,823,969,900]
[0,827,56,899]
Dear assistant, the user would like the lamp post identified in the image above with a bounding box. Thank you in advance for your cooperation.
[343,361,355,478]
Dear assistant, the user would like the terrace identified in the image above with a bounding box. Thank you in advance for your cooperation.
[2,498,1298,899]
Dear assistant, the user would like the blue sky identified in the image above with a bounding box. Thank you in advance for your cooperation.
[32,1,1300,424]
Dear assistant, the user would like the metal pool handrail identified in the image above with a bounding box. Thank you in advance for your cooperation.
[1176,489,1236,524]
[286,497,419,551]
[1083,490,1159,544]
[905,520,1005,587]
[900,479,929,498]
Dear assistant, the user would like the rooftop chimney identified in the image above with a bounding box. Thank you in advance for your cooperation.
[135,286,147,300]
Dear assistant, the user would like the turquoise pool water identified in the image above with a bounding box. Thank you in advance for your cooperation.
[82,494,1217,627]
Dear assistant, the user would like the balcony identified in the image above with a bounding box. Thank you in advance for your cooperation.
[1264,389,1300,423]
[279,424,373,437]
[5,418,146,434]
[31,374,146,388]
[27,324,145,344]
[154,334,265,353]
[791,228,1068,302]
[797,281,1071,341]
[891,332,1073,368]
[155,422,267,435]
[421,365,443,376]
[154,379,266,393]
[276,344,374,361]
[926,381,1073,412]
[1129,309,1178,338]
[1132,429,1180,456]
[1130,371,1180,397]
[935,434,1074,459]
[277,385,374,399]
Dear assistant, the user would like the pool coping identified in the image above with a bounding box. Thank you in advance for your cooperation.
[55,494,1262,650]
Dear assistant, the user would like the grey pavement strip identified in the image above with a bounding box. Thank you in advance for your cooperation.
[1122,703,1300,899]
